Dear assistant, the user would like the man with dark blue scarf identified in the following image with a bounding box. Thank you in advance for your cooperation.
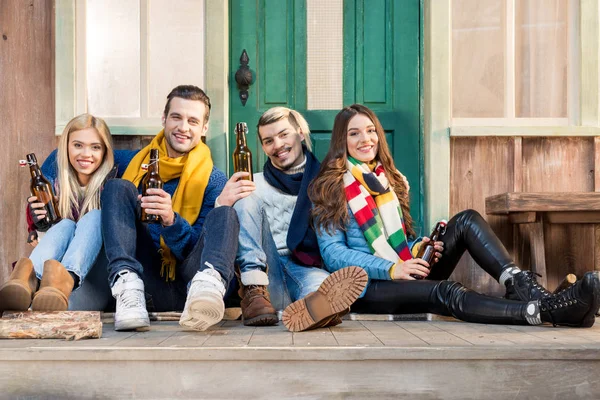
[220,107,368,332]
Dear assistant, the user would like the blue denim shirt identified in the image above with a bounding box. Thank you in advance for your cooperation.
[316,207,420,282]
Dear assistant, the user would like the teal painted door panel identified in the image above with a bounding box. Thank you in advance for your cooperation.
[230,0,422,227]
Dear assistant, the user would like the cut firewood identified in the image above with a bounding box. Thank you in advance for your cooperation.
[0,311,102,340]
[553,274,577,294]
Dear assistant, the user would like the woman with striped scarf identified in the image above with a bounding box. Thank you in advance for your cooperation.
[309,104,600,328]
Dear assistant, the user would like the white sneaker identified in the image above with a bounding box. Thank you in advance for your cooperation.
[179,268,226,331]
[111,270,150,331]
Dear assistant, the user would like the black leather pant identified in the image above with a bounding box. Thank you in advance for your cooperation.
[352,209,528,324]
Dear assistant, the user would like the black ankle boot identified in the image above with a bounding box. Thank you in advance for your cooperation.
[505,271,551,302]
[539,271,600,328]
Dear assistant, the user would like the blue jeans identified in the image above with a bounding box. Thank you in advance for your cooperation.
[68,248,114,311]
[30,209,102,289]
[234,194,329,310]
[101,179,240,312]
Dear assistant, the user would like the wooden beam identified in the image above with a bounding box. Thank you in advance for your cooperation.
[545,211,600,224]
[508,212,536,224]
[486,192,600,214]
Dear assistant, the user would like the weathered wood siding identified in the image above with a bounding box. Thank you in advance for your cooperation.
[0,0,55,284]
[450,136,600,295]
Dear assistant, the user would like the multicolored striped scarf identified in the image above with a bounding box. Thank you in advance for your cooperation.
[343,157,413,264]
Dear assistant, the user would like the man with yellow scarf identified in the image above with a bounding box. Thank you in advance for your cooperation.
[100,85,240,331]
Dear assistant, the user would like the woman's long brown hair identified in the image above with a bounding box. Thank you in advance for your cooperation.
[308,104,415,237]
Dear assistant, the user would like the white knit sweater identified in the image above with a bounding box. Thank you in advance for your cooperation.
[254,158,306,256]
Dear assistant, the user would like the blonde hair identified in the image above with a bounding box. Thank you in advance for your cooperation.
[257,107,312,151]
[56,114,114,220]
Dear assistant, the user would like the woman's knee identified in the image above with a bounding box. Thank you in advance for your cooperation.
[49,218,77,235]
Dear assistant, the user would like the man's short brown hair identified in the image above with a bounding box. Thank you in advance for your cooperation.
[163,85,211,123]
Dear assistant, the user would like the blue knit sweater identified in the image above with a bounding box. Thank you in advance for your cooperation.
[41,149,227,262]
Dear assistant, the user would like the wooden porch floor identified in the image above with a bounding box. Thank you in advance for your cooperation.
[1,316,600,399]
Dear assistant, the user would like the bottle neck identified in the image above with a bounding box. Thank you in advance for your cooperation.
[29,165,42,179]
[236,131,247,147]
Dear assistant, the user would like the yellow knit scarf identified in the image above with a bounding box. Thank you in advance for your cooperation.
[122,130,213,281]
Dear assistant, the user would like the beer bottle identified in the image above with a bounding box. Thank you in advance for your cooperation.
[411,220,447,280]
[25,153,61,229]
[233,122,253,181]
[141,149,163,223]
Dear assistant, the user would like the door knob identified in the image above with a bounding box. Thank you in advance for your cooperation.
[235,49,253,106]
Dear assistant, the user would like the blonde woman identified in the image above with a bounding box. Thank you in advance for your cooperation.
[0,114,115,312]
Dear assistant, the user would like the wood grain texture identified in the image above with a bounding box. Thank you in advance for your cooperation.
[451,137,597,294]
[486,192,600,214]
[0,1,55,285]
[522,137,595,290]
[449,137,515,296]
[0,311,101,340]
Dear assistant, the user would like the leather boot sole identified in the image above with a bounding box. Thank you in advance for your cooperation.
[243,312,279,327]
[31,287,69,311]
[282,266,368,332]
[0,281,32,313]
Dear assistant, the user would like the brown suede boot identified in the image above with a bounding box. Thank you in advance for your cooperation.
[0,258,39,314]
[31,260,74,311]
[240,285,279,326]
[282,266,368,332]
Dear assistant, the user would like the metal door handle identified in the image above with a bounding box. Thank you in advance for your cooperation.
[235,49,253,106]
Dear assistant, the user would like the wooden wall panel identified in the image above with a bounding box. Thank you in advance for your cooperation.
[449,137,515,296]
[450,136,597,296]
[521,137,595,290]
[0,0,55,284]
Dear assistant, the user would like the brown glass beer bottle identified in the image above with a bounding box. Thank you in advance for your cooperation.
[411,220,448,280]
[26,153,61,229]
[233,122,253,181]
[141,149,163,223]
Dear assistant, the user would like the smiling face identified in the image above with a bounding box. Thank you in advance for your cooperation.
[346,113,379,163]
[162,97,209,158]
[68,127,106,186]
[259,118,306,170]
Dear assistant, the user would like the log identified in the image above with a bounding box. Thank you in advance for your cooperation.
[553,274,577,294]
[0,311,102,340]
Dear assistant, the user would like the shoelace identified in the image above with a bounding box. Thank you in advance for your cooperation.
[119,288,145,309]
[541,287,577,311]
[522,271,551,296]
[245,285,269,301]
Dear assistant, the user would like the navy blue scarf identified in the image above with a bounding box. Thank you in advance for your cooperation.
[263,146,321,266]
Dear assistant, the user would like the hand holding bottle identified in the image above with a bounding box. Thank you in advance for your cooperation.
[392,258,431,280]
[420,236,445,264]
[27,195,47,225]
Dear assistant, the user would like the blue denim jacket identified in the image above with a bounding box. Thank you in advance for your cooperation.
[316,207,420,281]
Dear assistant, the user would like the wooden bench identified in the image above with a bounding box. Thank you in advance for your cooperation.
[485,192,600,287]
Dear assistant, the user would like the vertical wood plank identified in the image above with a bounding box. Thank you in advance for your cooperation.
[522,137,595,288]
[513,137,523,192]
[450,137,515,296]
[0,0,55,284]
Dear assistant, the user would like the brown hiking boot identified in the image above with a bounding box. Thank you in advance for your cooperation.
[324,308,351,328]
[282,266,368,332]
[0,258,39,314]
[31,260,74,311]
[240,285,279,326]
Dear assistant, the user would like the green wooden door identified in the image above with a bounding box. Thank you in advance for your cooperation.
[230,0,422,227]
